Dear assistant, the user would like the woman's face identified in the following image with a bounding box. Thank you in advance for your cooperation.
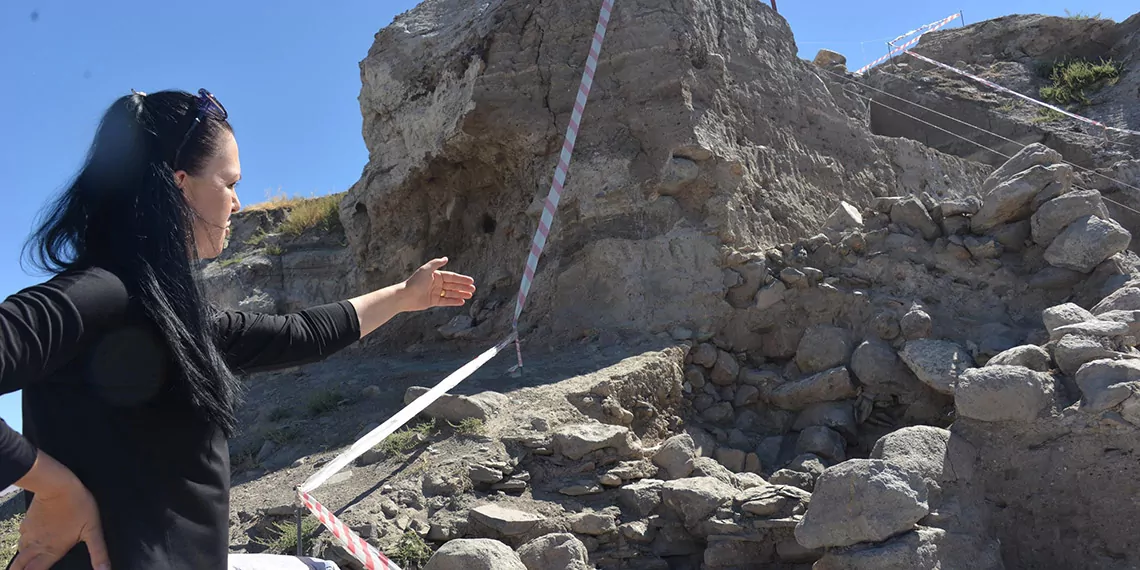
[175,130,242,260]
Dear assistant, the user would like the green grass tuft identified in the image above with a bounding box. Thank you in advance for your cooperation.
[378,420,436,460]
[1031,107,1067,124]
[307,389,344,417]
[218,256,244,268]
[389,531,434,568]
[244,228,269,247]
[450,417,486,436]
[254,515,320,554]
[1038,57,1121,106]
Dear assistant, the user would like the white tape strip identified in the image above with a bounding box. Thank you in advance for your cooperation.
[300,333,516,493]
[853,13,959,76]
[904,50,1140,137]
[889,12,961,45]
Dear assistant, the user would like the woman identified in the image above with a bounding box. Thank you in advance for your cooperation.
[0,88,475,569]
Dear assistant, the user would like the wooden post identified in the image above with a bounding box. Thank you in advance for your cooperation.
[771,0,777,12]
[295,506,303,556]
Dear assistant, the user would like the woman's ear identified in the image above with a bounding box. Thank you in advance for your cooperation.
[173,170,188,190]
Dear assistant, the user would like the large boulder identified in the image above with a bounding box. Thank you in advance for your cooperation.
[767,367,858,410]
[813,527,1003,570]
[423,538,527,570]
[793,401,858,442]
[870,426,967,483]
[891,197,940,239]
[652,434,697,479]
[898,340,975,395]
[1042,303,1097,338]
[795,325,853,374]
[661,477,738,528]
[617,479,664,518]
[552,423,637,460]
[1092,284,1140,315]
[812,49,848,71]
[986,345,1051,372]
[1096,310,1140,338]
[796,426,847,463]
[795,460,930,549]
[1053,335,1119,377]
[955,365,1053,422]
[469,504,545,537]
[1075,359,1140,411]
[518,533,590,570]
[738,484,812,518]
[822,200,863,236]
[1043,216,1132,273]
[1031,189,1111,246]
[978,143,1062,196]
[971,164,1072,233]
[403,387,508,423]
[850,340,930,404]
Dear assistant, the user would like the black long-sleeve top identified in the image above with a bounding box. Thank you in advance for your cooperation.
[0,267,361,569]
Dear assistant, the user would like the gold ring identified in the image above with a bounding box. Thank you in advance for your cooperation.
[440,290,446,298]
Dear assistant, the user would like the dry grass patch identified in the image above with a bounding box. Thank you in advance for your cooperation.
[1,514,20,561]
[243,189,345,237]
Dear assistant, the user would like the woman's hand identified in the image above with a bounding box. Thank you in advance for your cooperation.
[400,257,476,313]
[12,451,110,570]
[348,256,477,339]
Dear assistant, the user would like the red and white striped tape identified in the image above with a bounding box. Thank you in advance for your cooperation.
[853,13,959,76]
[903,50,1140,137]
[292,0,619,563]
[888,12,961,45]
[512,0,615,330]
[299,333,516,493]
[298,490,401,570]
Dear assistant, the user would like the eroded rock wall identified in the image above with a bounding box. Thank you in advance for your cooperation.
[342,0,989,346]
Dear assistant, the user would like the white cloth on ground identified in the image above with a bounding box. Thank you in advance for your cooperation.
[228,553,341,569]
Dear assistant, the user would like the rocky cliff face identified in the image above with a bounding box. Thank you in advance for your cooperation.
[859,13,1140,240]
[199,197,361,337]
[340,0,988,346]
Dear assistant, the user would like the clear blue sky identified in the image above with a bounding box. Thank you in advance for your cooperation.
[1,0,1133,432]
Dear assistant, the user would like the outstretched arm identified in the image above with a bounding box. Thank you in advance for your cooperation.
[349,257,475,338]
[215,257,475,374]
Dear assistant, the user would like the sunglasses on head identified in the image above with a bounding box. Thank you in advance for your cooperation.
[172,88,227,170]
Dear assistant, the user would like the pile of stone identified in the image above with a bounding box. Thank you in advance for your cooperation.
[239,138,1140,570]
[417,276,1140,568]
[413,142,1140,569]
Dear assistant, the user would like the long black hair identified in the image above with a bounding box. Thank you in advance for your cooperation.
[23,89,243,436]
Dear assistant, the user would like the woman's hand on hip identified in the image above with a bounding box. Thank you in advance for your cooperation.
[12,451,110,570]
